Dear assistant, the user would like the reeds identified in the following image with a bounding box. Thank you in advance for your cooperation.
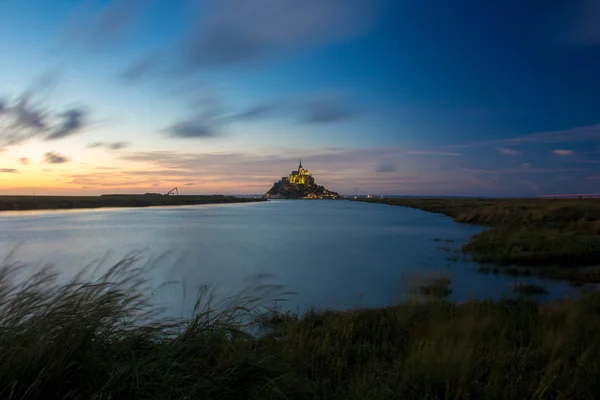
[2,257,600,399]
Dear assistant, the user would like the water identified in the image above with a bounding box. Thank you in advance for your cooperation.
[0,200,580,316]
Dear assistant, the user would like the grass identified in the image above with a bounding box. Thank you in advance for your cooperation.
[356,198,600,282]
[513,282,549,296]
[6,258,600,399]
[0,194,265,212]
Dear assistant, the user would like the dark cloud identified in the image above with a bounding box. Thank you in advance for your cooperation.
[455,124,600,148]
[299,97,357,124]
[182,0,383,69]
[108,141,129,150]
[118,54,161,81]
[18,157,30,165]
[375,160,397,173]
[0,168,17,173]
[1,76,89,149]
[61,0,147,48]
[87,141,129,150]
[229,104,276,121]
[44,152,70,164]
[119,0,383,81]
[45,108,86,140]
[13,95,48,130]
[164,120,218,138]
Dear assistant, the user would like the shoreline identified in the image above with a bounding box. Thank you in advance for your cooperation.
[0,195,266,212]
[354,197,600,283]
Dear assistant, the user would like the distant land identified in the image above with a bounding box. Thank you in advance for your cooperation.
[264,160,339,199]
[0,194,265,212]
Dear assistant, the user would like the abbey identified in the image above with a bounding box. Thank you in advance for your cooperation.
[286,159,315,186]
[264,159,339,199]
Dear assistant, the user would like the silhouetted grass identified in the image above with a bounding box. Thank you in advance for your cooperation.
[356,198,600,282]
[513,282,549,296]
[0,195,265,212]
[5,258,600,399]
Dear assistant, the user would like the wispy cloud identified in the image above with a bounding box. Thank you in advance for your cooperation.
[496,147,521,156]
[18,157,30,165]
[375,159,397,173]
[0,76,89,149]
[405,150,462,157]
[453,124,600,148]
[553,149,574,156]
[87,141,129,150]
[60,0,149,49]
[298,95,358,124]
[164,120,219,139]
[0,168,17,173]
[44,151,70,164]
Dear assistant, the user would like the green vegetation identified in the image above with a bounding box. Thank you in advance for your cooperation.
[356,198,600,282]
[0,194,264,212]
[4,259,600,399]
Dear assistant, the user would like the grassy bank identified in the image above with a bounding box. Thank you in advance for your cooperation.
[2,258,600,399]
[0,194,265,212]
[356,198,600,281]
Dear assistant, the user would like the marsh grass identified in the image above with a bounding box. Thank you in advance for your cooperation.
[513,282,549,296]
[357,198,600,282]
[0,195,264,212]
[4,258,600,399]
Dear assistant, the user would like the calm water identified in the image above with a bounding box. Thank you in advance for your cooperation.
[0,200,579,316]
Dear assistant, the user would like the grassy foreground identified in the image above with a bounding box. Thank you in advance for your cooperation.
[2,257,600,399]
[356,198,600,281]
[0,194,265,212]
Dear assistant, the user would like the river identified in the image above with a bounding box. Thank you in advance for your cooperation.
[0,199,579,317]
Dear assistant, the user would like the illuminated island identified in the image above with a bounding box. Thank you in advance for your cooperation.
[264,160,339,199]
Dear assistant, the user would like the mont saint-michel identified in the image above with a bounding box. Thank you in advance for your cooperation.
[264,160,339,199]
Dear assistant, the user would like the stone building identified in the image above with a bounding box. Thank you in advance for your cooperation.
[286,159,315,185]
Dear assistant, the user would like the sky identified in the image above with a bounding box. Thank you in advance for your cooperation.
[1,0,600,197]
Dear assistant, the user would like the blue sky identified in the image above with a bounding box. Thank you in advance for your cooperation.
[1,0,600,196]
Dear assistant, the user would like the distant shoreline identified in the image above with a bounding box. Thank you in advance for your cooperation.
[0,195,266,212]
[354,197,600,283]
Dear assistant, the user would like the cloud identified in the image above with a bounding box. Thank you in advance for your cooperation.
[12,94,48,130]
[44,152,70,164]
[228,104,276,121]
[375,159,397,173]
[0,76,89,149]
[181,0,382,70]
[61,0,148,48]
[454,124,600,148]
[553,149,574,156]
[164,120,219,138]
[118,54,162,81]
[18,157,30,165]
[45,108,86,140]
[496,147,521,156]
[0,168,17,173]
[108,142,129,150]
[299,97,357,124]
[87,141,129,150]
[120,0,383,80]
[521,163,532,168]
[405,150,462,157]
